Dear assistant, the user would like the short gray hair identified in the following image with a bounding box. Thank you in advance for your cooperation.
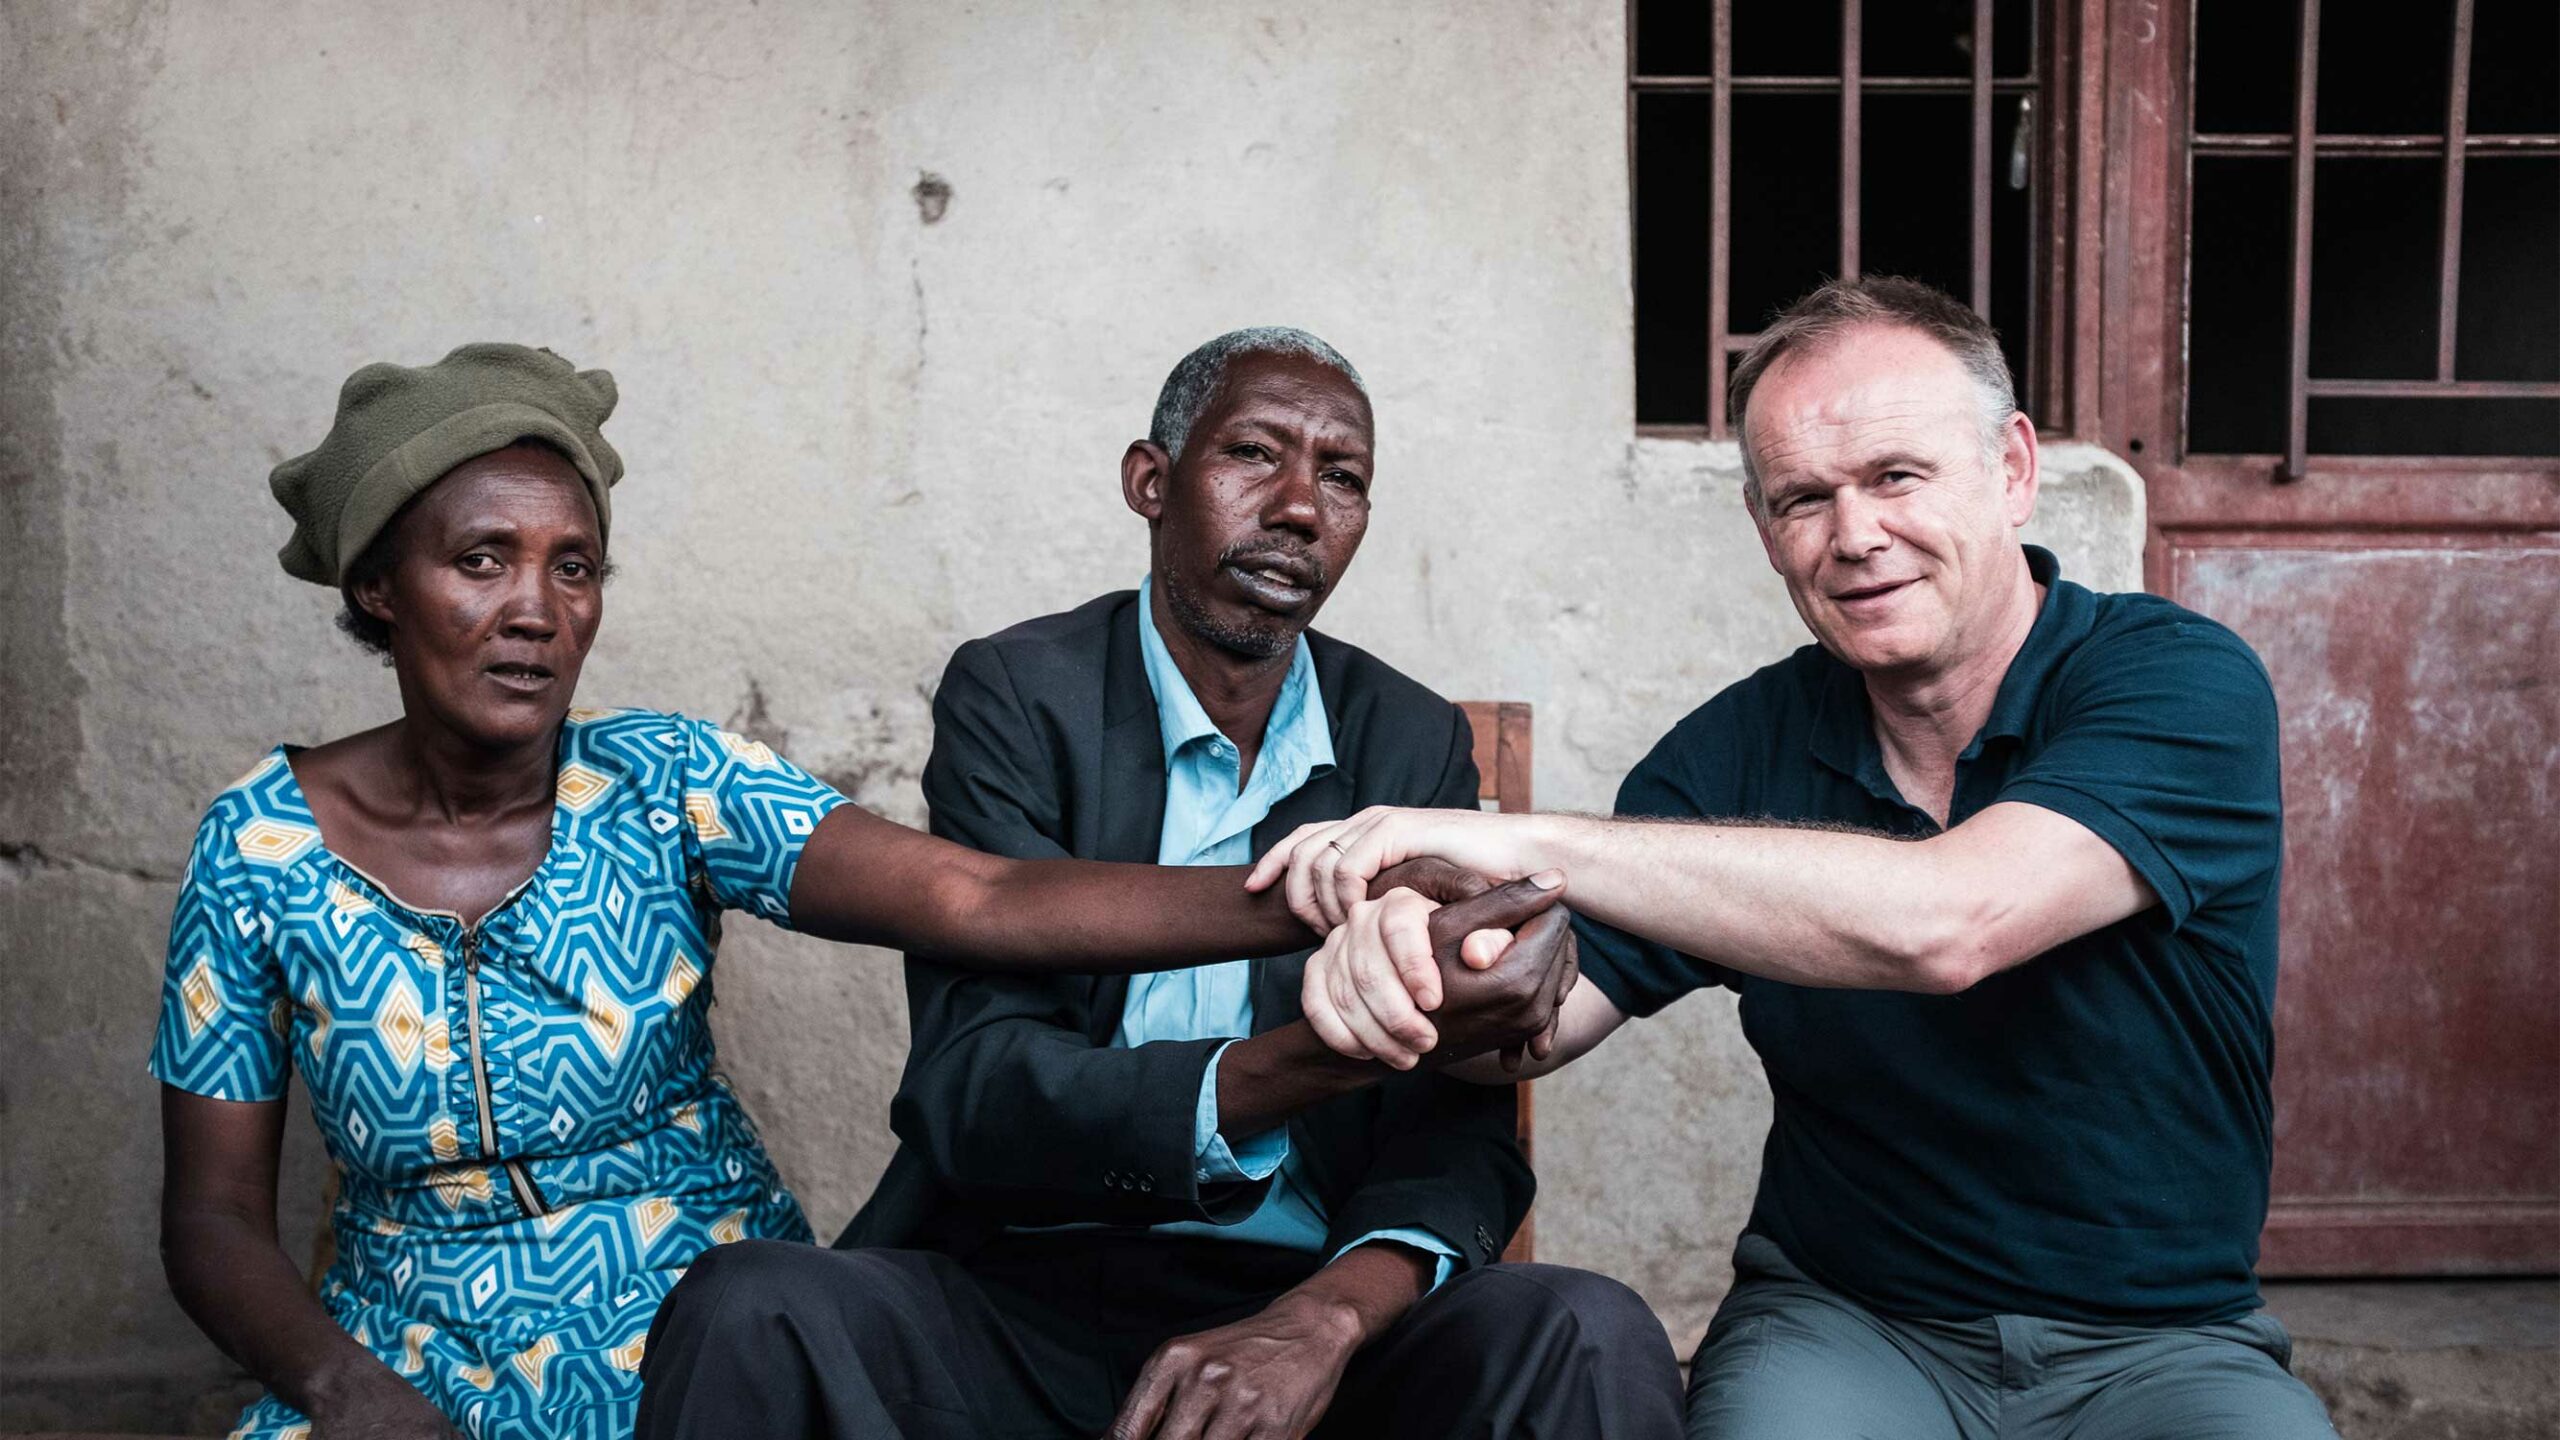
[1149,327,1368,462]
[1728,276,2017,513]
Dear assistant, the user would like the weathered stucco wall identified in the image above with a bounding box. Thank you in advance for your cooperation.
[1,1,2144,1425]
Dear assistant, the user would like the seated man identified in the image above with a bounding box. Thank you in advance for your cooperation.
[1253,282,2340,1440]
[638,328,1682,1439]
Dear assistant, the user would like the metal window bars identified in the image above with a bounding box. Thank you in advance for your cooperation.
[1632,1,2038,438]
[2198,0,2560,481]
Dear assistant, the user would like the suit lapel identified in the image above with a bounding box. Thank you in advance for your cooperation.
[1098,595,1168,864]
[1247,759,1357,1032]
[1090,597,1166,1035]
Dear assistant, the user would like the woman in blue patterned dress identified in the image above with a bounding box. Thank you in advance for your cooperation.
[151,345,1418,1440]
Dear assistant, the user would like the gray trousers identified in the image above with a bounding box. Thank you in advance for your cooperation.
[1686,1236,2338,1440]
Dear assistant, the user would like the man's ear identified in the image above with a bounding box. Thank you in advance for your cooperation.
[2001,410,2041,529]
[1122,440,1172,522]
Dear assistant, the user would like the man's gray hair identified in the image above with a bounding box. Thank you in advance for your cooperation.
[1149,327,1368,462]
[1728,276,2017,513]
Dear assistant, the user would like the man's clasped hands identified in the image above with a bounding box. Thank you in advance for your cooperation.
[1286,809,1576,1073]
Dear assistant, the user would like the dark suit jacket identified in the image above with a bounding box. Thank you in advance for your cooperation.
[835,590,1531,1275]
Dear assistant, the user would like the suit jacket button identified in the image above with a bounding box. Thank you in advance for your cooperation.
[1139,1176,1155,1193]
[1474,1224,1496,1255]
[1105,1170,1120,1187]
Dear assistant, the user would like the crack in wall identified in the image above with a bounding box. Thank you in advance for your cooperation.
[0,840,177,886]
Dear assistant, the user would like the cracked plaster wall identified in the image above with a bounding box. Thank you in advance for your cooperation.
[0,1,2145,1424]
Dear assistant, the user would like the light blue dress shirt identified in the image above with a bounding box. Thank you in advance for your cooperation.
[1128,577,1458,1287]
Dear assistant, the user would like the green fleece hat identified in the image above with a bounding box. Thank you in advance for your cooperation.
[271,343,622,586]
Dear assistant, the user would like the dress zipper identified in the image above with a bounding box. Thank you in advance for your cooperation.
[462,926,549,1217]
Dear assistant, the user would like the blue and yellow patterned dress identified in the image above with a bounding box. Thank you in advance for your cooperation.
[150,708,848,1439]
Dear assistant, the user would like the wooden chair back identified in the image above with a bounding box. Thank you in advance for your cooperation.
[1457,700,1538,1265]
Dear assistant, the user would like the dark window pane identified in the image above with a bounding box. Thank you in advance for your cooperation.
[2195,0,2297,134]
[2456,158,2560,383]
[1636,0,1712,75]
[1730,96,1841,331]
[1636,92,1716,424]
[2309,158,2445,379]
[2470,0,2560,134]
[1632,1,2049,429]
[2187,157,2294,454]
[1863,0,2031,79]
[1992,0,2035,79]
[2309,397,2560,454]
[1861,95,1972,294]
[1734,1,1840,77]
[2317,0,2451,135]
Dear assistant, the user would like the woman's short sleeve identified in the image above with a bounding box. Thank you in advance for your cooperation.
[675,715,850,928]
[149,804,291,1102]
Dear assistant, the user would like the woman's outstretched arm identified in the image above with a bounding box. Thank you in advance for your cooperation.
[785,802,1319,970]
[160,1087,456,1437]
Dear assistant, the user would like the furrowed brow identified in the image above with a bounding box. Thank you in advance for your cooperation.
[1849,448,1946,477]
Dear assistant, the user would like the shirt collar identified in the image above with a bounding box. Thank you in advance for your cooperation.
[1809,544,2084,783]
[1975,544,2088,746]
[1136,575,1335,782]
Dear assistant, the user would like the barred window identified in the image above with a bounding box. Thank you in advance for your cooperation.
[1631,1,2050,435]
[2185,0,2559,472]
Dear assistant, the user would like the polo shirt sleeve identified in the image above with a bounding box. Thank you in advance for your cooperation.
[1573,715,1742,1017]
[1994,612,2283,930]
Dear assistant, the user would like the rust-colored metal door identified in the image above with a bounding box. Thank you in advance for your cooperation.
[2100,0,2559,1273]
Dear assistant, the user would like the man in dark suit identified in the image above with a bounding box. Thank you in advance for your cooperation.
[638,329,1683,1439]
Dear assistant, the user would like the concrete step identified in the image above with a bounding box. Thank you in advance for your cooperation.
[2264,1278,2560,1440]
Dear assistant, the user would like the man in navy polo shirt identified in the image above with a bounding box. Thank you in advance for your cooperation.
[1248,278,2338,1438]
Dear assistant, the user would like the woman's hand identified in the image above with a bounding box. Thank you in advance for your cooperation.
[305,1362,458,1439]
[1246,807,1533,932]
[161,1089,456,1440]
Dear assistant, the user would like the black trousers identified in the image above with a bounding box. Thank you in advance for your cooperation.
[637,1231,1684,1439]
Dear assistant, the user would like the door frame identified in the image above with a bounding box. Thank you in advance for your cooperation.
[2090,0,2560,1273]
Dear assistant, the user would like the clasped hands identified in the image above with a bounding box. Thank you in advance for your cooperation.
[1288,808,1566,1071]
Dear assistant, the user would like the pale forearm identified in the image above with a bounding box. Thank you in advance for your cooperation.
[1506,812,1987,992]
[1444,982,1629,1082]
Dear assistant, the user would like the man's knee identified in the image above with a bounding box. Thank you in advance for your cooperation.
[1683,1295,1967,1440]
[1500,1263,1666,1352]
[657,1239,933,1358]
[1437,1262,1676,1383]
[2066,1326,2339,1440]
[662,1239,835,1328]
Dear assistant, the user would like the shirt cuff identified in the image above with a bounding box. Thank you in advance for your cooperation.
[1193,1039,1289,1183]
[1332,1227,1460,1294]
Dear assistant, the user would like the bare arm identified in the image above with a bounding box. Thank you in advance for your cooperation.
[1442,981,1629,1084]
[1262,801,2151,992]
[787,802,1313,971]
[160,1087,455,1438]
[1259,801,2153,1068]
[1495,802,2153,993]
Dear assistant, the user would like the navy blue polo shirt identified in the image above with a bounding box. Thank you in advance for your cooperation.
[1575,546,2284,1326]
